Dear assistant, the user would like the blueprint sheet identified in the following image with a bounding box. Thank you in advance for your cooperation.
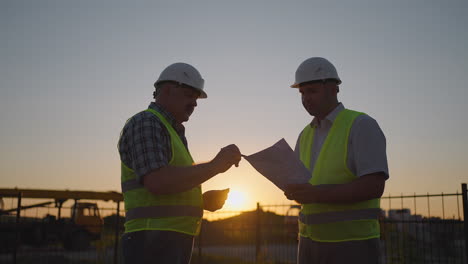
[242,138,310,191]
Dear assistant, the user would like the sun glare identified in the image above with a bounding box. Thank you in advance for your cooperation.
[225,189,247,210]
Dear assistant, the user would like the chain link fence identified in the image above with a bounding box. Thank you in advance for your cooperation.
[1,184,467,264]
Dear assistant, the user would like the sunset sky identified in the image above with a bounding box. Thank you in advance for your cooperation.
[1,0,467,212]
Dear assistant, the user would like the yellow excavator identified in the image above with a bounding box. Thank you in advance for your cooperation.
[0,188,122,251]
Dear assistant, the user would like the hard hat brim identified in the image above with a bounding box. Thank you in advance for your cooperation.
[197,89,208,99]
[290,79,342,88]
[290,83,300,88]
[154,80,207,99]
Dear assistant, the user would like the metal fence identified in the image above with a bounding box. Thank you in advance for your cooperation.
[1,183,467,264]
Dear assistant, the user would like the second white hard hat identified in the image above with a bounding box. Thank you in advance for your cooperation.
[155,62,207,98]
[291,57,341,88]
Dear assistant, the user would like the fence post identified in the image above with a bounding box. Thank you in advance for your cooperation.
[114,201,120,264]
[56,199,65,220]
[256,202,261,263]
[462,183,468,264]
[14,191,22,264]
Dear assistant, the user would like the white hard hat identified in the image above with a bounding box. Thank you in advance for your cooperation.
[155,62,207,98]
[291,57,341,88]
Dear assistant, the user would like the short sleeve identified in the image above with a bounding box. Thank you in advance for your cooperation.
[119,111,172,183]
[348,115,389,179]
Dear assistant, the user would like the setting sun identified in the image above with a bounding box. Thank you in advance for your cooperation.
[225,189,247,210]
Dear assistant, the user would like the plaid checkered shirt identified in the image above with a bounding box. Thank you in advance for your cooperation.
[118,102,188,183]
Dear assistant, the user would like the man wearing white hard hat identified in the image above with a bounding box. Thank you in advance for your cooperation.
[284,57,389,263]
[118,62,241,263]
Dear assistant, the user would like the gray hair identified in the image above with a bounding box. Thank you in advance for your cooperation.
[153,81,177,99]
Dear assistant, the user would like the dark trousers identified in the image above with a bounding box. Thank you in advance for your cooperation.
[122,230,194,264]
[298,236,381,264]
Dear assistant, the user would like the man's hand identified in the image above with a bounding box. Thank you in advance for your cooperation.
[210,144,241,174]
[284,184,318,204]
[203,189,230,212]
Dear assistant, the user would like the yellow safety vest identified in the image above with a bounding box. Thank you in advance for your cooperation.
[298,109,381,242]
[121,108,203,236]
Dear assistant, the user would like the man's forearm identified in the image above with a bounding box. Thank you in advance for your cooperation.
[314,173,386,203]
[142,144,241,195]
[286,173,386,204]
[143,162,218,195]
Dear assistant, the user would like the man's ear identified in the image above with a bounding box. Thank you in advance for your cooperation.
[327,83,339,95]
[160,85,171,97]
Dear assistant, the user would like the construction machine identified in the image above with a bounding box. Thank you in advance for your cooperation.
[0,188,122,251]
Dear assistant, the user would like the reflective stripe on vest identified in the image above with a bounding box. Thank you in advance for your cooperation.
[120,108,203,236]
[299,208,380,225]
[125,205,203,221]
[298,109,381,242]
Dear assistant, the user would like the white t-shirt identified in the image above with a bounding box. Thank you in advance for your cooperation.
[294,103,389,179]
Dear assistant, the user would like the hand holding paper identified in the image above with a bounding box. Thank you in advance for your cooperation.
[211,144,242,173]
[284,183,319,203]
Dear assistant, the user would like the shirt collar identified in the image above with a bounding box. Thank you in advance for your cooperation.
[148,102,185,135]
[311,103,345,128]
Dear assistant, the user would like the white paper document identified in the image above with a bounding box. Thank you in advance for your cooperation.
[242,138,311,191]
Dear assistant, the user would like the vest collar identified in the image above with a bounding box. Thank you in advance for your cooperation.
[148,102,186,136]
[311,103,345,128]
